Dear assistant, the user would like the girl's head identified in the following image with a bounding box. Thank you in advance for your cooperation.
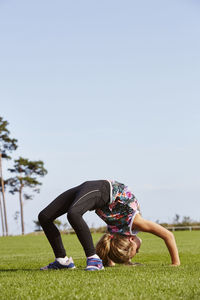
[96,233,142,266]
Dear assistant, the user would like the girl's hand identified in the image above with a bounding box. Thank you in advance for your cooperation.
[107,258,115,267]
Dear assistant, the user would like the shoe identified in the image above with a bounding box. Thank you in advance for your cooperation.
[85,257,104,271]
[40,257,75,270]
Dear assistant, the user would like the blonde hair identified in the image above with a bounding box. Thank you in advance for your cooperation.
[96,233,135,266]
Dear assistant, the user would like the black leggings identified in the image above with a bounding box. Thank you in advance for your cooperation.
[38,180,110,257]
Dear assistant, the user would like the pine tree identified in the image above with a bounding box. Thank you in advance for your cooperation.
[0,116,18,235]
[8,157,47,235]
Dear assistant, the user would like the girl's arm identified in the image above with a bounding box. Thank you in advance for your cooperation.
[133,214,180,266]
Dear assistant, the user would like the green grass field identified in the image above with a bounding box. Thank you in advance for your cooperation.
[0,231,200,300]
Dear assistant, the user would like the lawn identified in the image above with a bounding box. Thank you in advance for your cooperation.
[0,231,200,300]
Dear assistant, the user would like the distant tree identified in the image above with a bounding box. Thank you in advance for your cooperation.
[8,157,47,235]
[33,220,42,232]
[33,219,62,232]
[62,221,72,234]
[0,116,18,235]
[182,216,193,226]
[173,214,180,224]
[13,211,20,224]
[54,219,62,229]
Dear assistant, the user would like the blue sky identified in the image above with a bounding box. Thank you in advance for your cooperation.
[0,0,200,235]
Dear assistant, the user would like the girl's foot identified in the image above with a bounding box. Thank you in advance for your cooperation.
[40,257,75,270]
[85,257,104,271]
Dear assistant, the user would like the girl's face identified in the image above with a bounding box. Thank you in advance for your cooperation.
[129,236,142,258]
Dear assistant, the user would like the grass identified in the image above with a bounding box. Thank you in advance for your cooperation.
[0,231,200,300]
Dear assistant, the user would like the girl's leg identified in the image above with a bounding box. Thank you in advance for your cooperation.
[38,185,80,258]
[67,180,110,257]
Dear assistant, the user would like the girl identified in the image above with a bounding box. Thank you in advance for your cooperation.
[38,180,180,271]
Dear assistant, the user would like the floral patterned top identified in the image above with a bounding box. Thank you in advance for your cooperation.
[96,180,140,236]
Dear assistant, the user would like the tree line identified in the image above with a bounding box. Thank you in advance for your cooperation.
[33,214,200,235]
[0,116,47,236]
[157,214,200,228]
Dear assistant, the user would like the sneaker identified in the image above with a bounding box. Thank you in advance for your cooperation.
[40,257,75,270]
[85,257,104,271]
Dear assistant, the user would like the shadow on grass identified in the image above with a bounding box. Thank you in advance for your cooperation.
[0,269,40,272]
[0,263,144,272]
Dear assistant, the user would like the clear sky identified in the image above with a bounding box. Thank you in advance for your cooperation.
[0,0,200,235]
